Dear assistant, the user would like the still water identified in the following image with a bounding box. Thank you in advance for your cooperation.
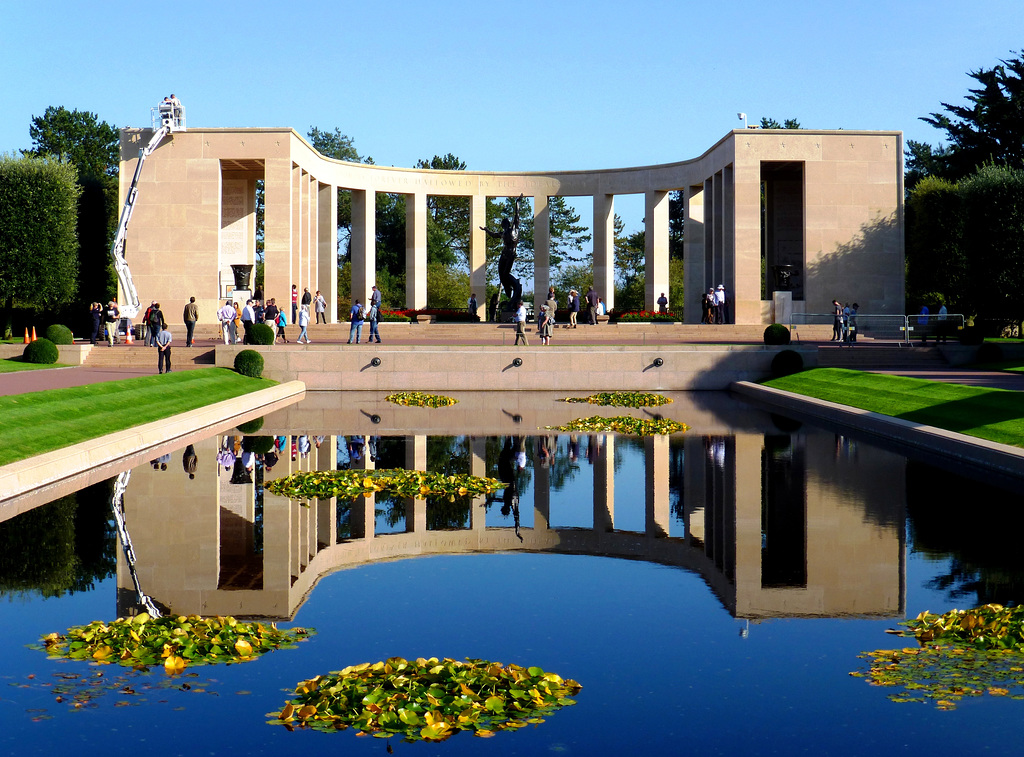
[1,392,1023,756]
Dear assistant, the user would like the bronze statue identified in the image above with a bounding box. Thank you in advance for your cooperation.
[481,194,524,305]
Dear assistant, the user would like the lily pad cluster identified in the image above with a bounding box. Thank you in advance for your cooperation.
[544,415,688,436]
[905,604,1024,650]
[559,391,672,408]
[266,469,505,501]
[40,613,314,671]
[385,392,458,408]
[269,656,582,742]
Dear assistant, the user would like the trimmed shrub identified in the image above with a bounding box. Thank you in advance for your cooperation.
[44,324,74,345]
[770,349,804,378]
[236,417,264,434]
[763,324,791,345]
[250,323,276,345]
[976,342,1004,364]
[242,435,275,454]
[959,326,984,346]
[23,338,59,364]
[233,349,264,378]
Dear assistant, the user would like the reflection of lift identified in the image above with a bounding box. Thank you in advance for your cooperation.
[109,100,186,321]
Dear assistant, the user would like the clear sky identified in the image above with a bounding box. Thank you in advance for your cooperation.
[1,0,1021,232]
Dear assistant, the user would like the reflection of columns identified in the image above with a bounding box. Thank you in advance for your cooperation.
[593,435,614,532]
[683,184,705,324]
[318,183,337,323]
[469,196,488,312]
[471,437,487,533]
[405,435,427,533]
[264,495,291,591]
[593,194,615,311]
[645,435,669,537]
[316,436,337,548]
[534,451,550,532]
[733,434,763,613]
[264,159,293,309]
[349,435,375,540]
[406,192,427,309]
[351,189,375,313]
[645,190,669,313]
[683,436,705,542]
[533,195,550,302]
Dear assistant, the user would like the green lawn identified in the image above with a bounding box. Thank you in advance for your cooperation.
[0,369,275,466]
[763,368,1024,447]
[0,358,70,373]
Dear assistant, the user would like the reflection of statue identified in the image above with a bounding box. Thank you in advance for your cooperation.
[481,194,524,305]
[496,435,525,542]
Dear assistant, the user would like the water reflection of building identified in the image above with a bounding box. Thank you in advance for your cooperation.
[119,429,905,621]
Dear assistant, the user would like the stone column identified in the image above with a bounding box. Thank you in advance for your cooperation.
[593,435,614,532]
[406,192,428,310]
[405,435,427,533]
[683,184,705,324]
[534,452,550,532]
[593,194,615,311]
[351,189,376,313]
[533,195,550,303]
[469,195,488,315]
[349,435,375,541]
[264,159,293,308]
[292,166,303,298]
[318,183,337,323]
[645,435,669,537]
[316,436,337,548]
[645,190,670,313]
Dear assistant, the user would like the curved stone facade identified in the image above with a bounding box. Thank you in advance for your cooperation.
[119,127,904,324]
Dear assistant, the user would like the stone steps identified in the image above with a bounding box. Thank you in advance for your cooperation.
[82,344,216,370]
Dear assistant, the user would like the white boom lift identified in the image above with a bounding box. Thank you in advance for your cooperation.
[109,100,186,321]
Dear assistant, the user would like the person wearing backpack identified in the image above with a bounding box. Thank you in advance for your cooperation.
[348,300,365,344]
[275,307,289,343]
[148,303,165,347]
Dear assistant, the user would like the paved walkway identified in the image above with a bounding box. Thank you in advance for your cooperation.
[0,366,152,396]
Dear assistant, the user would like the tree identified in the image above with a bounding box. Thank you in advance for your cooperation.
[547,196,591,269]
[905,176,965,309]
[614,217,645,310]
[760,117,802,130]
[307,127,362,258]
[0,155,81,338]
[921,52,1024,181]
[417,154,470,269]
[25,106,119,180]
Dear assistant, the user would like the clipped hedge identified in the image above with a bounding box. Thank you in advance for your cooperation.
[23,338,59,364]
[236,417,264,434]
[770,349,804,377]
[233,349,264,378]
[763,323,791,345]
[44,324,74,345]
[250,323,276,345]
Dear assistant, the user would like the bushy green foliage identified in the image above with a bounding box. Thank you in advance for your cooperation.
[44,324,74,344]
[770,349,803,377]
[23,337,59,364]
[763,323,791,345]
[906,176,964,309]
[233,349,264,378]
[976,342,1004,363]
[235,416,264,434]
[243,435,275,454]
[249,322,275,345]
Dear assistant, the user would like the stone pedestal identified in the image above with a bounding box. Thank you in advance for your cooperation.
[773,291,793,325]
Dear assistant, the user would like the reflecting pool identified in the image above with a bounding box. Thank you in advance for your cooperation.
[2,392,1024,756]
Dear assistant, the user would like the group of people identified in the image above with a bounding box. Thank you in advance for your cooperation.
[701,285,729,324]
[511,286,610,346]
[347,284,383,344]
[89,301,120,345]
[217,287,327,346]
[831,300,860,343]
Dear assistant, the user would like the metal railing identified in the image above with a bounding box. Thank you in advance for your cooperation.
[789,313,965,344]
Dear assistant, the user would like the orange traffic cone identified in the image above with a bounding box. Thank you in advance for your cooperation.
[23,328,29,344]
[31,327,37,342]
[125,325,133,344]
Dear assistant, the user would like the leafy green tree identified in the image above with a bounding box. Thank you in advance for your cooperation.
[25,106,119,180]
[669,190,685,259]
[0,155,81,338]
[760,117,802,129]
[552,262,593,300]
[307,127,361,258]
[547,196,592,269]
[417,154,469,269]
[425,263,469,308]
[905,176,965,309]
[921,52,1024,181]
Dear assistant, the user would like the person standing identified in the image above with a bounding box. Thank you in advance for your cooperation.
[147,303,164,347]
[568,289,579,328]
[301,287,312,311]
[514,300,528,346]
[937,302,949,343]
[714,285,727,324]
[291,284,299,324]
[367,297,382,344]
[104,301,120,346]
[297,304,311,344]
[586,287,598,325]
[232,301,243,344]
[657,292,668,314]
[536,305,549,345]
[218,300,236,345]
[369,284,382,311]
[254,299,265,325]
[89,302,102,345]
[240,299,256,344]
[264,298,279,329]
[348,300,364,344]
[156,322,172,373]
[468,292,478,319]
[314,290,327,324]
[183,297,198,347]
[831,300,843,341]
[275,307,289,343]
[545,289,558,328]
[849,303,859,344]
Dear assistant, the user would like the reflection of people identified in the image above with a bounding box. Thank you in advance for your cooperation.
[482,194,524,304]
[348,435,365,462]
[182,445,197,480]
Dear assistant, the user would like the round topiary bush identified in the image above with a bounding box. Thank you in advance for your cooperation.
[44,324,74,345]
[959,326,984,346]
[242,435,275,454]
[976,342,1004,363]
[236,417,264,434]
[763,323,791,345]
[23,337,59,364]
[250,323,276,345]
[771,349,804,378]
[234,349,264,378]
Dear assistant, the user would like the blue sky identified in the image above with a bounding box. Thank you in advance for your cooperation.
[2,0,1021,232]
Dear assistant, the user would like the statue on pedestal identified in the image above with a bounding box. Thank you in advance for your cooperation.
[481,194,525,306]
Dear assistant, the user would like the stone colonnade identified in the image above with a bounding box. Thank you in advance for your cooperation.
[120,128,904,325]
